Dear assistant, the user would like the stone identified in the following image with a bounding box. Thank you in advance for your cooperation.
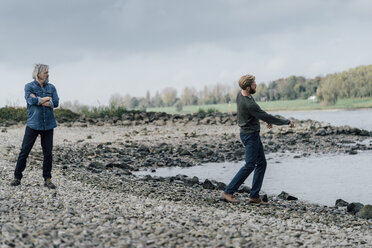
[348,150,358,155]
[335,199,349,208]
[106,163,132,170]
[86,162,105,172]
[357,205,372,219]
[260,194,268,202]
[184,176,199,186]
[214,181,226,191]
[202,179,215,190]
[179,149,191,156]
[278,191,298,201]
[315,129,326,136]
[237,186,250,193]
[347,202,364,215]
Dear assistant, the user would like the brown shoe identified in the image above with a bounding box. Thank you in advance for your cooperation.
[10,178,21,186]
[220,192,238,203]
[44,178,56,189]
[248,197,269,205]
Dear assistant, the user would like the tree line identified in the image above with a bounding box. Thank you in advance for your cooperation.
[61,65,372,112]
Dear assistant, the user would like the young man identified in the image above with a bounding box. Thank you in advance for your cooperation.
[10,64,59,189]
[221,75,294,204]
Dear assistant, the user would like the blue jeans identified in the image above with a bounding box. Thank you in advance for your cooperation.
[224,132,267,198]
[14,126,54,180]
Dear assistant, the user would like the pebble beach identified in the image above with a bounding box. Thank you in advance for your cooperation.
[1,113,372,247]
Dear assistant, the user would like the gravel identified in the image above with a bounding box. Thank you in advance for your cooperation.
[1,121,371,247]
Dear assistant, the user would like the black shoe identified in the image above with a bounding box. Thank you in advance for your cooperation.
[44,178,56,189]
[10,178,21,186]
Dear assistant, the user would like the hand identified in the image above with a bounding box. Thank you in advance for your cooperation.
[39,96,52,105]
[30,93,36,98]
[42,101,51,107]
[267,123,273,129]
[40,96,51,103]
[289,120,295,128]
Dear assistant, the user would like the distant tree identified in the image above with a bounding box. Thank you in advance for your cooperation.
[162,87,177,106]
[212,83,223,103]
[129,97,139,109]
[152,91,164,107]
[317,77,338,105]
[294,83,306,97]
[229,82,240,103]
[138,98,148,111]
[304,77,320,99]
[145,90,151,107]
[181,87,199,105]
[203,85,217,104]
[215,83,231,103]
[196,90,204,105]
[60,100,89,113]
[123,94,132,109]
[221,93,231,104]
[109,93,125,108]
[255,83,268,101]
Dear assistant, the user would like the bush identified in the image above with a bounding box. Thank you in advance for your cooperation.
[82,106,129,119]
[0,107,81,123]
[197,108,206,114]
[0,107,27,122]
[207,108,220,114]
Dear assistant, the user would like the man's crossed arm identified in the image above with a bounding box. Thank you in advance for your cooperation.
[30,93,52,107]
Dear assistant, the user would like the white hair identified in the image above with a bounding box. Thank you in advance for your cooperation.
[32,64,49,83]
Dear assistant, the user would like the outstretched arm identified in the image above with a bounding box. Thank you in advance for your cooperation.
[249,103,290,126]
[266,120,294,128]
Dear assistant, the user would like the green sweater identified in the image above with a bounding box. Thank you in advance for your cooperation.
[237,92,290,134]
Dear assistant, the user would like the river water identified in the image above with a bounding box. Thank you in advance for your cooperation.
[271,108,372,131]
[136,149,372,206]
[136,109,372,206]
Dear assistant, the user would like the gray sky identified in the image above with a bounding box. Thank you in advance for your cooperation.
[1,0,371,107]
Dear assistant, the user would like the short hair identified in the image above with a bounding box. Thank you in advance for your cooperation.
[32,64,49,82]
[238,75,255,90]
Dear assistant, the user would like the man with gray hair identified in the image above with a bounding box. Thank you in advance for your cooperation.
[10,64,59,189]
[220,74,294,204]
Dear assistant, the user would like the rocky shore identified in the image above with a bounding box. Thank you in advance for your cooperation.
[1,114,372,247]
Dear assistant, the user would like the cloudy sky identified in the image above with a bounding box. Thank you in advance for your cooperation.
[1,0,371,107]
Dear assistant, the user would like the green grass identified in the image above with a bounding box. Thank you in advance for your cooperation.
[146,97,372,114]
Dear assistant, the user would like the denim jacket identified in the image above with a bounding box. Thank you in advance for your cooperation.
[25,80,59,130]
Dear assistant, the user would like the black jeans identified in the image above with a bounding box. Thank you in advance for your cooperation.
[14,126,54,180]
